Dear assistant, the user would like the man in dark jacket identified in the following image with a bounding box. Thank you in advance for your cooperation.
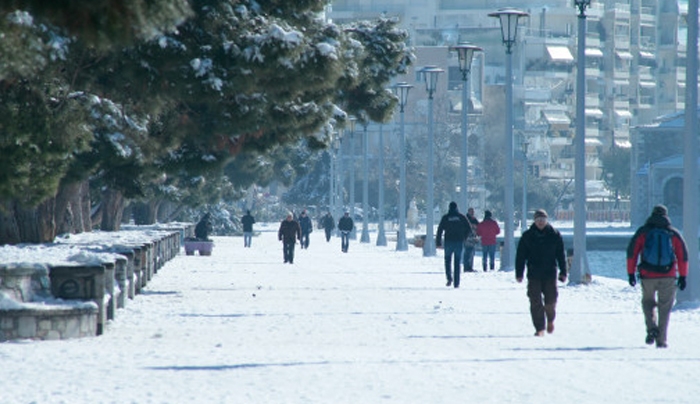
[462,207,480,272]
[298,210,313,249]
[337,211,354,253]
[241,210,255,248]
[626,204,688,348]
[515,209,567,336]
[278,213,301,264]
[436,201,471,288]
[321,212,335,242]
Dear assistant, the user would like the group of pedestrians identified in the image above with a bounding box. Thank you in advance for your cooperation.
[435,203,502,288]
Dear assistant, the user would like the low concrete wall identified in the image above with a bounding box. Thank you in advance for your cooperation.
[0,225,186,342]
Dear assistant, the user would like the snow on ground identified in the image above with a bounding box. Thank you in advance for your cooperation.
[2,223,700,404]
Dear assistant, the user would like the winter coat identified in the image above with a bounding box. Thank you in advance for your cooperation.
[435,208,471,246]
[338,215,354,232]
[321,214,335,230]
[278,219,301,244]
[299,215,313,234]
[241,214,255,232]
[626,213,688,279]
[476,218,500,246]
[515,223,567,281]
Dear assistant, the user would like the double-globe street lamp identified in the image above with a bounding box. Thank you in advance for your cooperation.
[449,43,482,214]
[418,66,444,257]
[488,7,528,271]
[392,82,413,251]
[572,0,591,283]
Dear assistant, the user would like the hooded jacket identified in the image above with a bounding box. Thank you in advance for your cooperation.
[436,205,471,246]
[626,213,688,279]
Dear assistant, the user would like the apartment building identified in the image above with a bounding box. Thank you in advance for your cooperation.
[329,0,686,206]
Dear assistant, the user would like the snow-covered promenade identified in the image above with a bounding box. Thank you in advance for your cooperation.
[2,224,700,404]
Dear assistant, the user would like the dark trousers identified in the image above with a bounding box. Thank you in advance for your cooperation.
[482,244,497,271]
[527,278,558,332]
[300,232,310,249]
[324,228,332,242]
[341,231,350,252]
[283,242,295,263]
[444,240,463,287]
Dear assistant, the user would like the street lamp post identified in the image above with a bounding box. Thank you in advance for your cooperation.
[329,130,336,226]
[348,117,357,240]
[572,0,591,283]
[521,135,530,232]
[361,118,370,243]
[392,82,413,251]
[336,130,345,237]
[419,65,444,257]
[489,7,528,271]
[376,124,387,246]
[449,43,482,213]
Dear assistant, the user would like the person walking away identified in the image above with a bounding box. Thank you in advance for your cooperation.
[195,213,213,241]
[241,210,256,247]
[338,211,354,253]
[435,202,471,288]
[321,212,335,242]
[462,207,480,272]
[476,210,501,271]
[299,210,313,249]
[515,209,567,337]
[626,204,688,348]
[278,213,301,264]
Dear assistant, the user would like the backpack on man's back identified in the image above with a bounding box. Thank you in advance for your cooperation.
[640,227,675,272]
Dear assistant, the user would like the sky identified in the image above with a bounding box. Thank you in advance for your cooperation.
[2,222,700,404]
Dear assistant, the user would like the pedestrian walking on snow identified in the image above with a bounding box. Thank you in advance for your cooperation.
[241,210,256,247]
[299,210,313,249]
[321,212,335,242]
[515,209,567,337]
[476,210,500,271]
[626,204,688,348]
[278,213,301,264]
[462,207,480,272]
[436,202,472,288]
[338,211,354,253]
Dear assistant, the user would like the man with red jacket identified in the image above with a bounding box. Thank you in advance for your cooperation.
[627,204,688,348]
[476,210,501,271]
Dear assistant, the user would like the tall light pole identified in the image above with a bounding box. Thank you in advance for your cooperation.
[419,65,444,257]
[376,124,387,246]
[329,130,336,225]
[521,135,530,232]
[489,7,528,271]
[679,0,699,301]
[348,116,357,240]
[571,0,590,283]
[393,82,413,251]
[449,43,482,213]
[332,130,343,236]
[361,118,370,243]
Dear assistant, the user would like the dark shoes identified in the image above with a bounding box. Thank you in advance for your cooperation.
[645,329,659,345]
[656,341,668,348]
[534,330,545,337]
[547,321,554,334]
[446,280,452,287]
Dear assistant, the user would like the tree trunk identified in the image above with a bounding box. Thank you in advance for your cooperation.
[55,181,81,235]
[101,188,125,231]
[132,199,160,225]
[80,180,92,232]
[14,198,55,243]
[0,200,20,245]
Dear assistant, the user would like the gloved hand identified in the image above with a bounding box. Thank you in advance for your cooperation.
[628,274,636,287]
[558,272,567,283]
[678,276,687,291]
